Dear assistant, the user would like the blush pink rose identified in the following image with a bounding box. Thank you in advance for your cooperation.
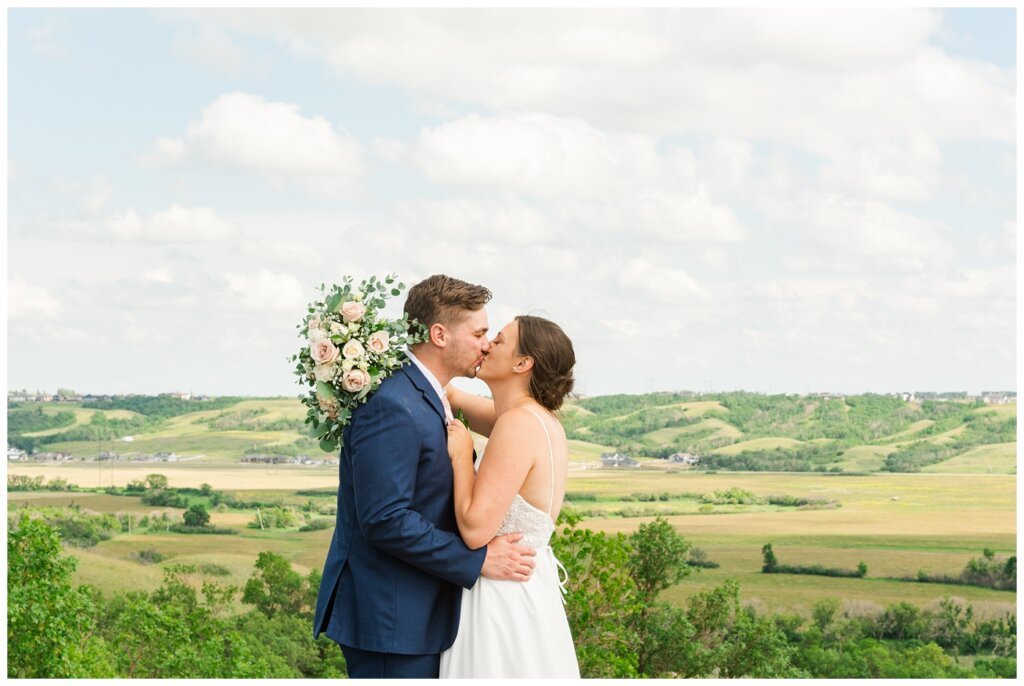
[367,330,390,354]
[342,339,365,359]
[310,339,340,365]
[341,368,371,393]
[340,301,365,323]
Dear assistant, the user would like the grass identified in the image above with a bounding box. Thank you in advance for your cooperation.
[921,442,1017,474]
[835,445,897,472]
[22,467,1012,618]
[711,437,805,455]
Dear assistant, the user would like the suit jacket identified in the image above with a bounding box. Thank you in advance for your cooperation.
[313,362,487,654]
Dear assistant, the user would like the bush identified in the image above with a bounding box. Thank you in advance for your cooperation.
[299,518,334,532]
[168,524,238,535]
[130,549,165,565]
[248,507,297,530]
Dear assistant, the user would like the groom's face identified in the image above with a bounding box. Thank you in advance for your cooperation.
[444,307,490,379]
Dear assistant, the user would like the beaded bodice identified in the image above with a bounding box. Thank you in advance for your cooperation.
[495,494,556,549]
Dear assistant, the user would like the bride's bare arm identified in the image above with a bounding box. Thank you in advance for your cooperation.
[445,384,498,437]
[447,411,534,549]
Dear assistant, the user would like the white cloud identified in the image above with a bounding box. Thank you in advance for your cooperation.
[44,203,238,244]
[764,191,954,269]
[224,269,307,312]
[144,269,174,284]
[412,112,660,198]
[619,258,705,301]
[27,14,68,60]
[171,24,266,78]
[8,277,61,320]
[240,240,324,267]
[154,92,364,197]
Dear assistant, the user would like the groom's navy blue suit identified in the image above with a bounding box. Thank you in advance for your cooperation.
[313,362,486,677]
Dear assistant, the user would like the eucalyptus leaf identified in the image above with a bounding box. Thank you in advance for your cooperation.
[316,381,338,399]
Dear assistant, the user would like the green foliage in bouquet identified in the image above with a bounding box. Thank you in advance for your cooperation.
[292,274,427,453]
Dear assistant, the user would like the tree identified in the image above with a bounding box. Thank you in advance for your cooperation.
[200,483,213,496]
[627,517,692,675]
[145,473,169,490]
[7,514,115,677]
[628,516,691,603]
[242,551,311,619]
[762,543,778,572]
[183,504,210,528]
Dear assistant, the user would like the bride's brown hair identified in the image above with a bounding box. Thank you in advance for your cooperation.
[514,315,575,412]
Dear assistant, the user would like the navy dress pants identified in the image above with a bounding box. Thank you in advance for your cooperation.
[341,644,441,679]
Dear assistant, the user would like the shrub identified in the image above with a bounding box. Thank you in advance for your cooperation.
[299,518,334,532]
[130,549,165,565]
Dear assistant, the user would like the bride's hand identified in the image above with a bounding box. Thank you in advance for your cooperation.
[446,420,474,462]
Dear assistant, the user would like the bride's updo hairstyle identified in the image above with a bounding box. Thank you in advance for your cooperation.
[515,315,575,412]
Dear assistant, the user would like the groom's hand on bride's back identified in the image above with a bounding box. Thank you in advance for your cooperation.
[481,533,536,582]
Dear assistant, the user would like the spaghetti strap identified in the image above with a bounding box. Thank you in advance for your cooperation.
[524,408,556,517]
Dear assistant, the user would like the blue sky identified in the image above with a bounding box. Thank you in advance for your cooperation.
[6,8,1017,397]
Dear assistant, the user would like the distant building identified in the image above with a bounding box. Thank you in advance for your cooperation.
[600,452,639,468]
[97,451,120,461]
[240,455,298,464]
[154,452,178,462]
[162,391,192,401]
[668,452,700,465]
[33,451,73,462]
[120,436,134,442]
[7,448,26,461]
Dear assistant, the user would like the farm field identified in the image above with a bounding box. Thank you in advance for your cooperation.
[9,464,1015,619]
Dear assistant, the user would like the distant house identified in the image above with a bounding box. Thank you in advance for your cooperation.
[899,392,915,402]
[154,452,178,462]
[120,436,134,442]
[668,452,700,465]
[162,391,192,401]
[600,452,639,468]
[240,454,297,465]
[34,451,72,461]
[7,448,26,461]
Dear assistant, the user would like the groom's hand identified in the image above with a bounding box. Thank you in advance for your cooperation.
[481,533,536,582]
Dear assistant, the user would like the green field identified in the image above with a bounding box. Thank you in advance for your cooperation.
[9,464,1015,619]
[8,394,1017,621]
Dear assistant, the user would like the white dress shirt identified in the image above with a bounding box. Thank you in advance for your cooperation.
[405,349,454,424]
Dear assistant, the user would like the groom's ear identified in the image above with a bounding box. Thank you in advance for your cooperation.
[429,322,447,348]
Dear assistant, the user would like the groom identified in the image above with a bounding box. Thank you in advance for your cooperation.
[313,274,537,679]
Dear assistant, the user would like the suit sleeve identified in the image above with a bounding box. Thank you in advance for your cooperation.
[348,394,486,589]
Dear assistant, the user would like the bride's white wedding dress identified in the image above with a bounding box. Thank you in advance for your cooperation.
[439,409,581,678]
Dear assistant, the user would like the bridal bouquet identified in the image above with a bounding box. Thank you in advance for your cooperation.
[292,274,426,452]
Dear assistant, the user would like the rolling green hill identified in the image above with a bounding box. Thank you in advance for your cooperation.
[8,392,1016,474]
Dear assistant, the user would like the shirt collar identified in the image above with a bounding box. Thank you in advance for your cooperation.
[405,349,447,406]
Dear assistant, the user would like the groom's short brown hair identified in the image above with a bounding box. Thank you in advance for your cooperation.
[404,274,492,332]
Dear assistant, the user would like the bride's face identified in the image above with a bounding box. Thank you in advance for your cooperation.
[476,320,521,381]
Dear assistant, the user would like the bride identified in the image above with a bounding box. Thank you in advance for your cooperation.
[439,315,581,679]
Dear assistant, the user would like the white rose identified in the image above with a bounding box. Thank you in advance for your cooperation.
[341,368,371,393]
[340,301,365,323]
[342,339,365,359]
[310,339,340,365]
[313,364,336,382]
[353,291,364,302]
[329,321,346,335]
[367,330,390,354]
[308,327,328,344]
[342,358,356,371]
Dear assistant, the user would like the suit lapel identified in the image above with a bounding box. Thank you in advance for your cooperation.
[400,362,448,427]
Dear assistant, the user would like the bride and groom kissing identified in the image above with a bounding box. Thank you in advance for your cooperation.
[312,274,581,678]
